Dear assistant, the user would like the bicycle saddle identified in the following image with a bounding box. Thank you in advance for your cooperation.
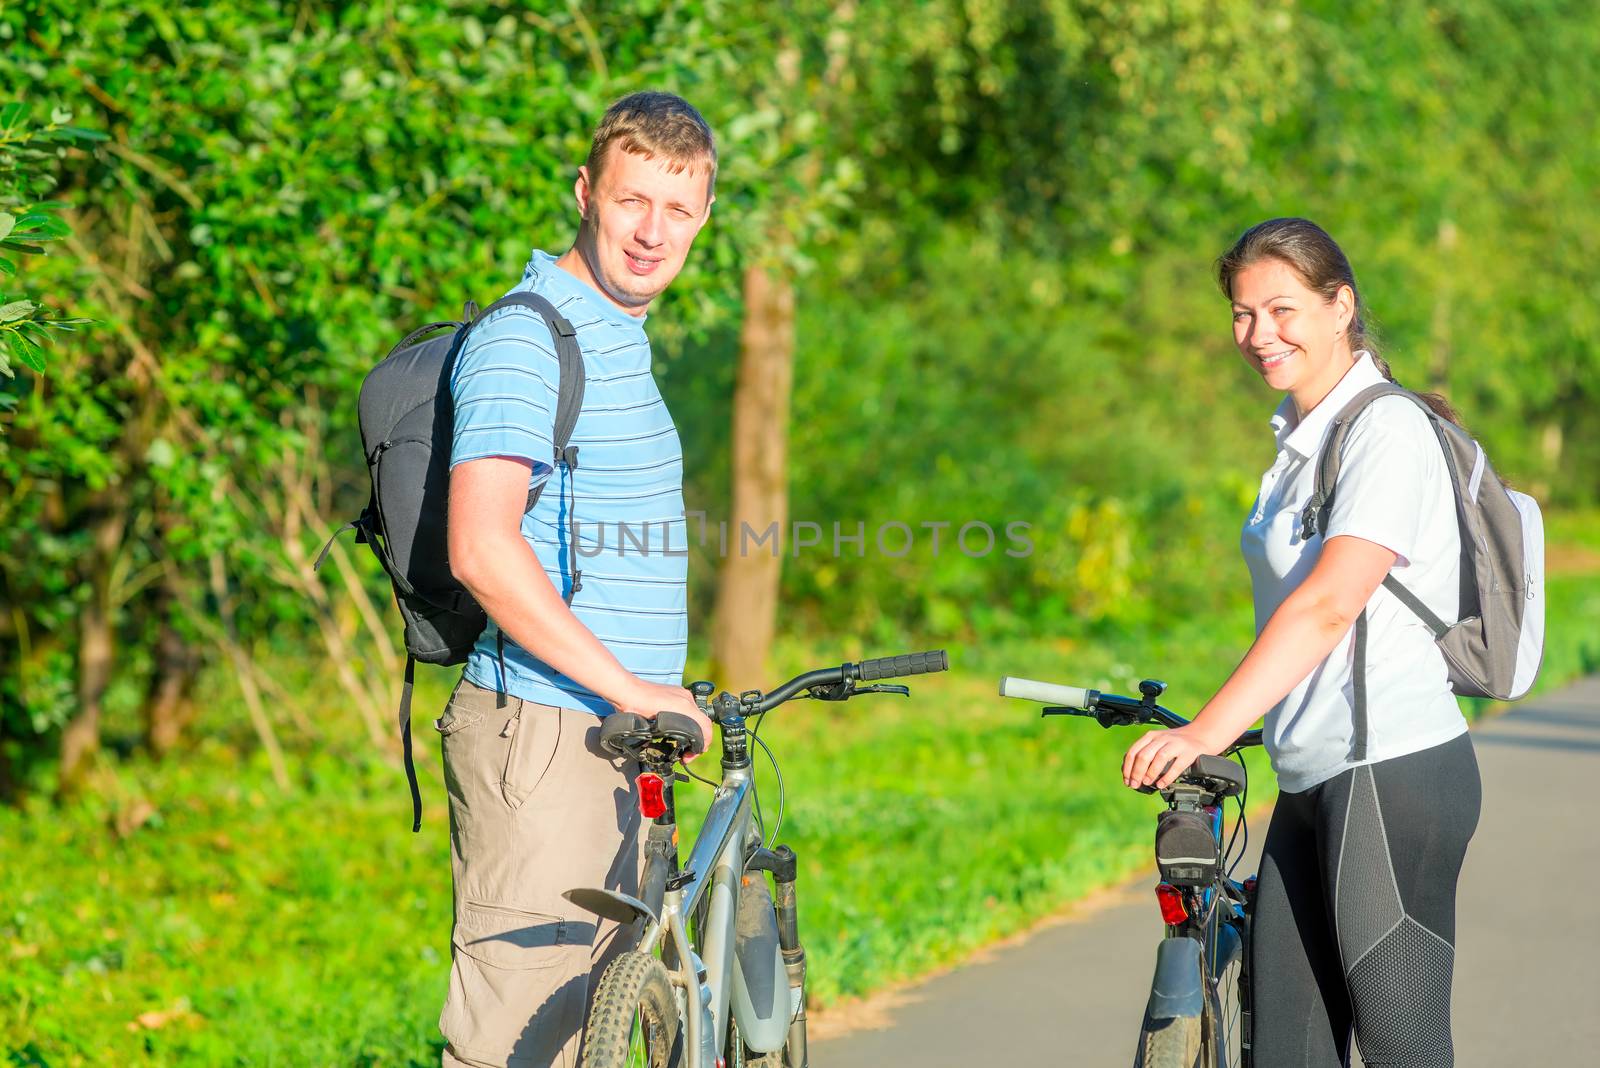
[1180,754,1247,799]
[598,710,706,758]
[1138,753,1247,800]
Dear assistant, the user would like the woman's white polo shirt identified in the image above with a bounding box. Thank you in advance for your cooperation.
[1240,352,1467,792]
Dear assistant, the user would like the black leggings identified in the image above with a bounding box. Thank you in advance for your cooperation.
[1251,732,1480,1067]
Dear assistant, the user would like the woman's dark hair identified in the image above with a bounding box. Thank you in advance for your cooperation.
[1216,218,1463,425]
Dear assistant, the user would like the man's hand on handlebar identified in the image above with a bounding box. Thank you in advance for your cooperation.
[611,679,714,762]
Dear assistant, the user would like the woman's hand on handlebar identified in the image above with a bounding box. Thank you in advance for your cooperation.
[611,680,714,762]
[1122,723,1227,790]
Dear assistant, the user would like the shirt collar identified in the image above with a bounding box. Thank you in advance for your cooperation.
[522,249,650,334]
[1269,351,1388,458]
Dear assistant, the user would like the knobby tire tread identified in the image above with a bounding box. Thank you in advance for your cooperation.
[581,952,683,1068]
[1135,1013,1204,1068]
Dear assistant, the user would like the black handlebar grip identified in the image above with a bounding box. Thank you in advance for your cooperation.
[858,650,949,681]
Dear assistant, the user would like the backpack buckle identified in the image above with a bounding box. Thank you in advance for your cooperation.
[1298,495,1324,540]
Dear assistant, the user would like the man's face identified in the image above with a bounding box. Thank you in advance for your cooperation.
[573,146,713,315]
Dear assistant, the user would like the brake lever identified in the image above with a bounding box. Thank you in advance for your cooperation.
[800,679,913,701]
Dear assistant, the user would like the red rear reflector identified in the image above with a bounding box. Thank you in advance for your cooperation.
[637,772,667,819]
[1155,883,1188,925]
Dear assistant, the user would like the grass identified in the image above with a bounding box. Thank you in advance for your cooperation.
[4,550,1598,1064]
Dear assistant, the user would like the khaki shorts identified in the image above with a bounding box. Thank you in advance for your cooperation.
[436,678,643,1068]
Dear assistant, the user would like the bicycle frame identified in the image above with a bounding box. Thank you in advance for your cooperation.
[1152,780,1254,1068]
[573,652,946,1068]
[638,762,791,1065]
[569,711,803,1067]
[1000,675,1261,1068]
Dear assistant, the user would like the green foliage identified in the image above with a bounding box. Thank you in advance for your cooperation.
[0,0,816,790]
[0,101,101,380]
[3,0,1595,791]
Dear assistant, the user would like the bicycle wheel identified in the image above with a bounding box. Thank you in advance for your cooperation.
[726,1017,782,1067]
[1132,937,1206,1068]
[1133,1014,1203,1068]
[1203,946,1243,1067]
[580,952,684,1068]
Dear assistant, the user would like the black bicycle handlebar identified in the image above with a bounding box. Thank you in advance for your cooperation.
[600,650,951,764]
[998,675,1263,751]
[751,649,948,714]
[859,650,949,681]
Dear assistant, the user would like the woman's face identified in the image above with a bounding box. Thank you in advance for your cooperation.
[1229,258,1354,409]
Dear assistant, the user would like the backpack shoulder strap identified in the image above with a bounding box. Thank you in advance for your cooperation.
[1298,382,1416,540]
[1296,381,1451,764]
[468,292,588,510]
[466,291,589,606]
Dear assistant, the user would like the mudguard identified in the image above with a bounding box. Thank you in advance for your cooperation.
[561,887,657,927]
[1145,936,1206,1020]
[729,874,790,1054]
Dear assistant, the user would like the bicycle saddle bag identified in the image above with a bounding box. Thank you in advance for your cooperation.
[1155,808,1219,887]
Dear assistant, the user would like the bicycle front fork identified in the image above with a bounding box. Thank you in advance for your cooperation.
[751,844,808,1068]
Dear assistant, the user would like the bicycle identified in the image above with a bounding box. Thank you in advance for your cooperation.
[568,650,950,1068]
[999,675,1264,1068]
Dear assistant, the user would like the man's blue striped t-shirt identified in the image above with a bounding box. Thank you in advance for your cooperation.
[449,250,688,715]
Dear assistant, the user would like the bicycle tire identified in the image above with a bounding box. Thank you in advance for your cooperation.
[580,952,684,1068]
[1133,1013,1203,1068]
[726,1017,782,1068]
[1134,943,1239,1068]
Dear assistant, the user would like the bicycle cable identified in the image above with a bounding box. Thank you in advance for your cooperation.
[749,710,786,849]
[683,758,720,790]
[1224,750,1250,878]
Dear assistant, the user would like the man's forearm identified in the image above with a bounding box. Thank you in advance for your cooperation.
[456,532,636,704]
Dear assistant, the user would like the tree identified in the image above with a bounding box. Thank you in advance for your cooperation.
[0,0,780,795]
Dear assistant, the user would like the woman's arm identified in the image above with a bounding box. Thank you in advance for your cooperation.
[1122,534,1398,789]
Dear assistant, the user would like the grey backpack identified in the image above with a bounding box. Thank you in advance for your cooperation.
[318,291,586,830]
[1300,383,1545,759]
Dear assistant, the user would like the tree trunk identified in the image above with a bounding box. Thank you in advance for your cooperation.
[59,508,127,796]
[1533,418,1563,501]
[143,616,199,757]
[711,259,796,692]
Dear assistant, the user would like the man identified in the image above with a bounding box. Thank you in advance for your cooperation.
[440,91,717,1068]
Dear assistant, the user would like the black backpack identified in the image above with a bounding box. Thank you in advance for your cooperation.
[318,291,587,830]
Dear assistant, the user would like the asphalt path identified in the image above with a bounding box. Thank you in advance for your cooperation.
[813,676,1600,1066]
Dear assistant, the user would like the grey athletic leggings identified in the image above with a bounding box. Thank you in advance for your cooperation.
[1251,732,1480,1067]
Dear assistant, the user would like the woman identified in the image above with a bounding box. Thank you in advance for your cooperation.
[1122,218,1480,1066]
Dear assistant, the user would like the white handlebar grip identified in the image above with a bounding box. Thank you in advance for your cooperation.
[998,676,1092,709]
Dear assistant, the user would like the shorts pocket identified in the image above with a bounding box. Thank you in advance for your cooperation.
[453,900,571,969]
[501,704,560,810]
[434,679,488,736]
[441,901,591,1065]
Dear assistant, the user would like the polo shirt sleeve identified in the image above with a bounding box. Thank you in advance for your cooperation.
[449,306,560,485]
[1323,396,1439,566]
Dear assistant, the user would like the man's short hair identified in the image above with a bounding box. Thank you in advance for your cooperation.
[585,91,717,199]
